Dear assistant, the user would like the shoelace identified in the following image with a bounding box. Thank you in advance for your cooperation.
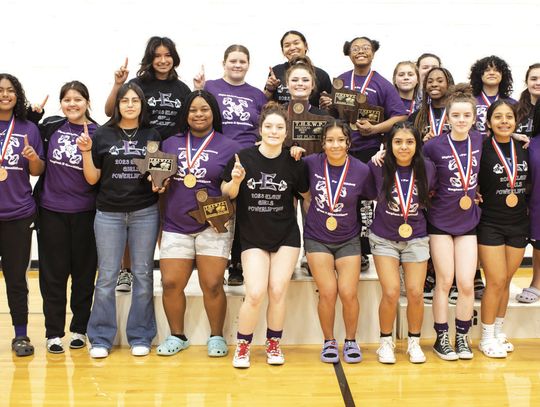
[266,338,282,356]
[408,339,421,353]
[439,333,454,353]
[236,342,249,358]
[456,334,470,351]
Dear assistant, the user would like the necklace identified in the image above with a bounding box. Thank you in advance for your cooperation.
[121,127,139,139]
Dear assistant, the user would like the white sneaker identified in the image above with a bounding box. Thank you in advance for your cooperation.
[496,333,514,352]
[266,338,285,365]
[131,345,150,356]
[479,338,507,358]
[46,337,65,354]
[89,346,109,359]
[232,340,250,368]
[376,337,396,364]
[407,337,426,363]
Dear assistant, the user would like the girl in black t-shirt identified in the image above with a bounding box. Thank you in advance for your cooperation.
[478,100,529,358]
[222,102,309,369]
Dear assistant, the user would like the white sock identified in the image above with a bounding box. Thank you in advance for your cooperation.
[481,323,495,342]
[494,317,504,336]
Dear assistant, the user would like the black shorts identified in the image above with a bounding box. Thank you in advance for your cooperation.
[477,220,528,248]
[427,222,476,236]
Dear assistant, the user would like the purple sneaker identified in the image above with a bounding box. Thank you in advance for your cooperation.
[343,340,362,363]
[320,340,339,363]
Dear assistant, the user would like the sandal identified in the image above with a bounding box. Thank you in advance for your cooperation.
[207,336,228,357]
[157,335,189,356]
[479,338,507,358]
[343,340,362,364]
[12,336,34,357]
[320,339,339,363]
[497,333,514,352]
[515,287,540,304]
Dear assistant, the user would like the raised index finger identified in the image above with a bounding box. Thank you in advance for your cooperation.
[269,66,276,78]
[40,94,49,109]
[235,153,241,164]
[123,57,128,69]
[24,134,29,147]
[83,121,89,136]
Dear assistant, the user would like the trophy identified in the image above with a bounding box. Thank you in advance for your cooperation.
[188,188,235,233]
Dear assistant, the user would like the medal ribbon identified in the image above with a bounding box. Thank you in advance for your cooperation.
[429,106,447,136]
[491,137,517,189]
[350,70,375,95]
[408,99,415,115]
[324,157,350,214]
[480,91,499,108]
[447,134,473,194]
[186,130,215,172]
[394,169,415,223]
[0,115,15,166]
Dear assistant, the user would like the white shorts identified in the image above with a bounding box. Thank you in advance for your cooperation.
[160,225,233,260]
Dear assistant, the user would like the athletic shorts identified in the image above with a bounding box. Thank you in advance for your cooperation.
[160,226,233,260]
[427,222,476,236]
[368,231,430,263]
[477,220,528,248]
[304,236,361,260]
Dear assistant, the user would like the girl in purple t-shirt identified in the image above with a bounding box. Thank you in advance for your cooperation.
[393,61,419,116]
[37,81,98,354]
[423,84,482,361]
[0,73,45,357]
[368,122,436,365]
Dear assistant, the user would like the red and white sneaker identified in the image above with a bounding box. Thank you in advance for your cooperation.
[266,337,285,365]
[232,340,250,368]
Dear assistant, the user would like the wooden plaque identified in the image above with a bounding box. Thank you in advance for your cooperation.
[358,104,385,125]
[133,141,178,188]
[330,78,365,126]
[188,188,234,233]
[286,100,332,156]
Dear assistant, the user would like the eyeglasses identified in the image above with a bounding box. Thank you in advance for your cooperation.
[351,45,372,54]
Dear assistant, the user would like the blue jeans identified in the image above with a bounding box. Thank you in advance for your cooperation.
[87,204,159,349]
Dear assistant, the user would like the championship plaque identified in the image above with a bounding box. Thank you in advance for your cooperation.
[357,104,385,125]
[188,188,235,233]
[133,140,178,187]
[330,78,365,126]
[286,100,332,156]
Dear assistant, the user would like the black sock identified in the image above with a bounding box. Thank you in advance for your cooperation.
[172,334,188,341]
[344,338,356,342]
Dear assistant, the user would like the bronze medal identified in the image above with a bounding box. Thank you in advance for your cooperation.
[459,195,472,210]
[398,223,413,239]
[326,216,338,231]
[183,173,197,188]
[506,192,518,208]
[332,78,344,90]
[0,166,7,182]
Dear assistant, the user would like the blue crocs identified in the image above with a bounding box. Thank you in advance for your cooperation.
[157,335,189,356]
[207,336,228,357]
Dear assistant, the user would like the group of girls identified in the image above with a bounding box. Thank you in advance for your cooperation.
[0,32,538,370]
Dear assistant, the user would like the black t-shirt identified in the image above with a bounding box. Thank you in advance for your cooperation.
[269,62,332,108]
[92,126,161,212]
[223,146,309,251]
[130,77,191,139]
[479,137,529,226]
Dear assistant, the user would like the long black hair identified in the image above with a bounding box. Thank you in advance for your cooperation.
[59,80,97,123]
[0,73,28,120]
[486,99,518,136]
[382,121,430,208]
[469,55,513,98]
[137,36,180,82]
[104,82,149,128]
[516,63,540,126]
[178,90,222,134]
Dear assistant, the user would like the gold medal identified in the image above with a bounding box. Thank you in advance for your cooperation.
[459,195,472,210]
[326,216,338,231]
[506,192,518,208]
[293,103,304,114]
[0,166,7,182]
[183,173,197,188]
[398,223,413,238]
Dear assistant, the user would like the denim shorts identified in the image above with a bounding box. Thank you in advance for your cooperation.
[368,231,430,263]
[160,225,234,260]
[304,236,361,259]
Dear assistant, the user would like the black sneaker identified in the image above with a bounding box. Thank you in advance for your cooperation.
[455,332,473,359]
[433,331,458,361]
[423,267,436,304]
[227,264,244,286]
[116,268,133,292]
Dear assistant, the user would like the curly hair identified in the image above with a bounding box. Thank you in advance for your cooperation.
[0,73,28,120]
[343,36,380,56]
[469,55,513,98]
[137,36,180,82]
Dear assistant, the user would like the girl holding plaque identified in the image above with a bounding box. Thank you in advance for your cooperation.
[158,90,239,357]
[300,120,370,364]
[36,81,98,354]
[0,73,44,357]
[367,122,436,364]
[477,100,529,358]
[423,84,482,361]
[393,61,420,116]
[77,83,161,359]
[222,102,309,368]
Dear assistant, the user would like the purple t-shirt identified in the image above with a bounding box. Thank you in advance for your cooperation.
[423,131,483,234]
[529,136,540,240]
[303,153,370,244]
[401,97,416,116]
[336,70,407,152]
[40,122,98,213]
[204,79,266,149]
[161,131,239,234]
[475,95,517,138]
[0,118,44,220]
[367,160,437,241]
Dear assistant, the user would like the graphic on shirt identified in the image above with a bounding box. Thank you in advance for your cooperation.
[1,134,22,166]
[177,150,209,180]
[222,97,250,121]
[387,183,419,216]
[314,179,346,213]
[147,92,181,108]
[247,172,287,191]
[53,134,81,164]
[493,161,527,175]
[109,140,145,156]
[448,155,478,189]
